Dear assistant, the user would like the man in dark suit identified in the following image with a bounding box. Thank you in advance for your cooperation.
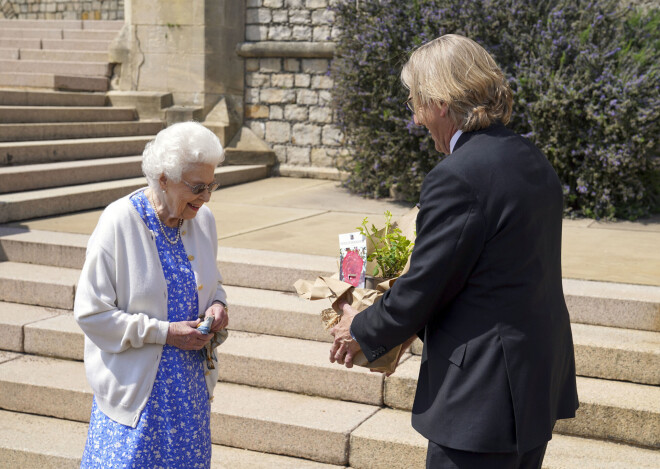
[330,34,579,469]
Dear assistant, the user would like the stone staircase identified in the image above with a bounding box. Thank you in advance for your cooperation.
[0,225,658,468]
[0,19,121,92]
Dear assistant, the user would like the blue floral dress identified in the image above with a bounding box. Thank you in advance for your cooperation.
[81,190,211,469]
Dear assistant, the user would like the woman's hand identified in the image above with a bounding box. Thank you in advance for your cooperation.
[205,302,229,332]
[166,320,212,350]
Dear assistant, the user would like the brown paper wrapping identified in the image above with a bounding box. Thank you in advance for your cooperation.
[293,275,401,373]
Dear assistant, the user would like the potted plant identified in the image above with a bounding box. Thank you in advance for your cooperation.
[357,210,415,289]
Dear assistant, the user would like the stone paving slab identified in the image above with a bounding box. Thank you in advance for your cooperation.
[24,312,82,361]
[0,106,136,124]
[218,331,383,405]
[562,224,660,286]
[0,120,163,142]
[211,382,379,465]
[0,88,107,107]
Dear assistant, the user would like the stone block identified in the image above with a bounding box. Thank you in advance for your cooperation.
[245,58,260,72]
[287,146,311,164]
[264,0,284,7]
[307,0,329,8]
[285,104,309,121]
[245,88,260,104]
[166,54,205,93]
[309,106,333,123]
[311,148,333,167]
[296,89,318,105]
[290,9,311,23]
[269,105,283,120]
[261,88,296,104]
[269,25,292,40]
[295,73,311,87]
[319,90,332,104]
[322,125,344,145]
[265,121,291,143]
[0,302,63,353]
[313,26,332,42]
[248,121,266,139]
[246,72,270,87]
[287,0,304,8]
[272,144,287,163]
[245,105,269,119]
[349,409,427,469]
[246,7,272,24]
[24,313,84,361]
[302,58,329,74]
[271,9,288,23]
[291,25,312,41]
[292,123,321,146]
[246,25,268,41]
[246,0,262,6]
[312,8,335,25]
[271,73,294,88]
[217,332,383,405]
[260,58,282,73]
[284,58,300,72]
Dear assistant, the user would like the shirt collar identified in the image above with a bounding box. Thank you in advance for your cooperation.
[450,129,463,154]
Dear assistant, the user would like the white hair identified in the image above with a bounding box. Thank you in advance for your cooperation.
[142,121,225,188]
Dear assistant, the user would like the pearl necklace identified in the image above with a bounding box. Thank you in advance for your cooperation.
[149,191,183,245]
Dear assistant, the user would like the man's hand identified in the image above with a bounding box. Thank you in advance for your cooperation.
[166,320,212,350]
[329,300,362,368]
[205,302,229,332]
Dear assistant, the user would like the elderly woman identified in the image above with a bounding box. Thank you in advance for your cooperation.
[330,35,579,469]
[74,121,229,468]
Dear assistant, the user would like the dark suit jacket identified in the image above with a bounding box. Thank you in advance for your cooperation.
[351,123,579,453]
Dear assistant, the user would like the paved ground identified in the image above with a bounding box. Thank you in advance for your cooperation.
[9,176,660,287]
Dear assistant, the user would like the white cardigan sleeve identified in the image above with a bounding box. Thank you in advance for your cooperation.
[74,203,169,354]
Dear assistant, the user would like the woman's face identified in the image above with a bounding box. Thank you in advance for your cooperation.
[159,163,216,224]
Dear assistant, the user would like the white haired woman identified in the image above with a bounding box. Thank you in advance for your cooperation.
[75,121,229,468]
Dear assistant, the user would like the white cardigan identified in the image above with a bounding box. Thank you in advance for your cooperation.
[74,189,228,427]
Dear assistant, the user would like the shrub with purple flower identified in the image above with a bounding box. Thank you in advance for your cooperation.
[331,0,659,219]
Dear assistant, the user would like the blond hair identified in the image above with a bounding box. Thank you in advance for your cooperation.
[401,34,513,132]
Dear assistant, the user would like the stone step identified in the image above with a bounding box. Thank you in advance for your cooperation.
[0,120,163,142]
[0,29,63,39]
[40,38,113,51]
[571,322,659,385]
[348,407,660,469]
[0,19,122,30]
[61,29,119,41]
[0,303,378,403]
[0,105,135,124]
[385,355,660,449]
[0,228,336,290]
[0,155,143,193]
[0,262,79,310]
[0,409,342,469]
[0,88,107,106]
[0,135,149,165]
[564,278,660,332]
[18,48,109,62]
[0,38,42,49]
[0,72,108,91]
[0,59,111,77]
[0,164,269,223]
[0,355,379,465]
[0,48,18,59]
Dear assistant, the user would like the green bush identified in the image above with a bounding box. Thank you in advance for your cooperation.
[331,0,660,219]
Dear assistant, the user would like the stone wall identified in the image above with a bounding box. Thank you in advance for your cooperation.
[0,0,123,20]
[240,0,345,174]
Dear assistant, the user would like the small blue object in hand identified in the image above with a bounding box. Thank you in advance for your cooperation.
[197,316,214,335]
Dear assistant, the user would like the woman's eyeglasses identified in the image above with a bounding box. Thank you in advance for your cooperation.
[182,180,220,194]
